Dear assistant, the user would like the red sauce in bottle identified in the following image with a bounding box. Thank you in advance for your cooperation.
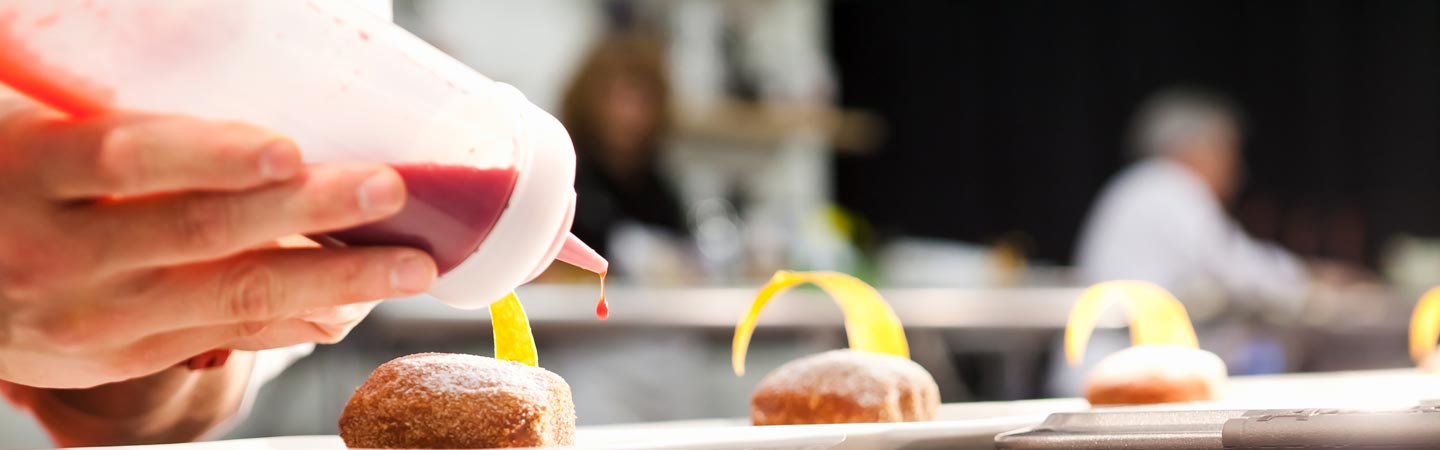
[0,17,535,362]
[321,164,518,275]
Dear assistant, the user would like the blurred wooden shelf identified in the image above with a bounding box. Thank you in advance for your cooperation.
[372,285,1100,330]
[673,99,885,154]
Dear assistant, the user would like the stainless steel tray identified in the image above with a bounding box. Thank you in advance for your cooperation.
[996,403,1440,449]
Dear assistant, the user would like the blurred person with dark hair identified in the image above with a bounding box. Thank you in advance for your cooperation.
[1075,87,1309,313]
[550,33,712,425]
[562,31,689,276]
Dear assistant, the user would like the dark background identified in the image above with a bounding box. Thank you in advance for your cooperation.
[831,0,1440,267]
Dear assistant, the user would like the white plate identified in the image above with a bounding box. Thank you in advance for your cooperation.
[575,426,844,450]
[583,420,1015,450]
[59,399,1087,450]
[63,432,844,450]
[584,399,1089,450]
[67,436,345,450]
[1223,368,1440,409]
[772,415,1051,450]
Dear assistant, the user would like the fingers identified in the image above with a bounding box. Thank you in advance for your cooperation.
[14,247,407,374]
[75,163,405,271]
[224,316,364,351]
[94,247,433,339]
[170,299,380,352]
[16,114,302,199]
[0,381,31,408]
[297,299,381,323]
[106,322,270,380]
[226,300,381,349]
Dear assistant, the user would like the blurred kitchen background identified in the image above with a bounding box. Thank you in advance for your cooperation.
[9,0,1440,445]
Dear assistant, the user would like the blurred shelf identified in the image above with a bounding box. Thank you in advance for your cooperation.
[370,281,1423,336]
[371,285,1106,330]
[673,100,885,153]
[1297,283,1417,332]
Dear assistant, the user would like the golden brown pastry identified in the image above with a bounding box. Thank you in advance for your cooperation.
[750,349,940,425]
[339,353,575,448]
[1083,344,1226,406]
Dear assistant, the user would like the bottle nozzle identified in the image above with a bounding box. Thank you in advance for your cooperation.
[556,233,608,274]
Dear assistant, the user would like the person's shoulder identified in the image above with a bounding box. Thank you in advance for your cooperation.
[1096,161,1177,206]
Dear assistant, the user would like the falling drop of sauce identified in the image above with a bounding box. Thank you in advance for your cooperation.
[595,271,609,320]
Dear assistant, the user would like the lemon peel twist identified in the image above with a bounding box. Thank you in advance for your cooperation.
[491,292,538,367]
[732,271,908,376]
[1409,287,1440,366]
[1065,280,1198,366]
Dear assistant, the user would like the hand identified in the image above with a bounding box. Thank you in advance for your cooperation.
[228,299,383,351]
[0,102,437,389]
[222,236,382,351]
[0,352,256,447]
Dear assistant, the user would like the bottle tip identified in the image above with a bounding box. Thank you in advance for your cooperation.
[556,233,609,274]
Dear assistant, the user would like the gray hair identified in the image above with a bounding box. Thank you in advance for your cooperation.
[1130,87,1242,158]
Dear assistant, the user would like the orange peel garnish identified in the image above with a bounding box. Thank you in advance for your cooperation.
[1409,287,1440,365]
[732,271,908,376]
[1065,280,1198,366]
[491,292,537,367]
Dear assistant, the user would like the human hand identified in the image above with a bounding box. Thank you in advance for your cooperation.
[0,352,256,447]
[226,299,383,351]
[0,103,436,388]
[218,235,383,352]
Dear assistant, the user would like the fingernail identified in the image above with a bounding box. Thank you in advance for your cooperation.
[390,254,435,293]
[357,170,405,214]
[259,140,300,181]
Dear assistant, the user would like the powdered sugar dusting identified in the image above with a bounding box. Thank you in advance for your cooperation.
[1087,344,1227,388]
[339,352,576,448]
[1424,349,1440,372]
[386,353,550,398]
[756,349,930,407]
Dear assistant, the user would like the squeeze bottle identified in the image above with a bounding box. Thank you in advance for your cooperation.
[0,0,609,309]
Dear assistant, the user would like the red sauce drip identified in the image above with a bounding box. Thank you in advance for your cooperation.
[321,164,518,275]
[595,271,609,320]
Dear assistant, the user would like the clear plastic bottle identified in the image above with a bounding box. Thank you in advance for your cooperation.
[0,0,608,308]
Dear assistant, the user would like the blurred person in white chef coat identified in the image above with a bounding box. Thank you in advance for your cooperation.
[1050,87,1315,396]
[0,1,425,447]
[1075,87,1311,314]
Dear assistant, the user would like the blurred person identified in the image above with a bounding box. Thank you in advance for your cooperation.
[563,30,691,276]
[1074,87,1310,313]
[549,28,717,426]
[1049,87,1311,397]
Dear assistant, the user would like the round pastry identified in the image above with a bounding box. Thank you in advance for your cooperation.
[750,349,940,425]
[1084,344,1227,406]
[1420,348,1440,373]
[339,353,576,449]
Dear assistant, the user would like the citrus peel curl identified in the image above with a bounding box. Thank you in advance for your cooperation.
[1409,287,1440,366]
[1065,280,1198,366]
[491,292,538,367]
[732,271,908,376]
